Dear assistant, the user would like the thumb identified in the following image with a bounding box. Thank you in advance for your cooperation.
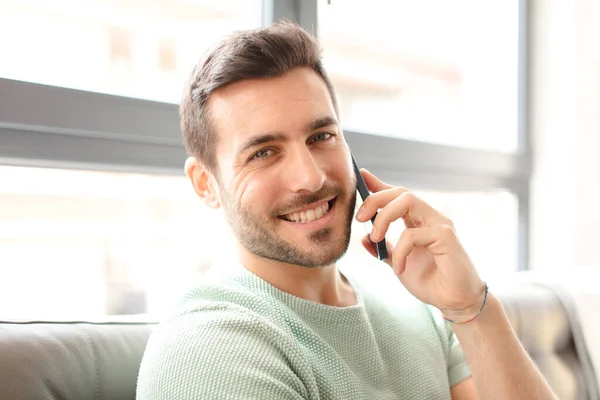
[360,234,394,268]
[360,169,393,193]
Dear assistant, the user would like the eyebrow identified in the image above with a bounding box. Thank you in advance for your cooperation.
[235,116,339,157]
[308,116,339,132]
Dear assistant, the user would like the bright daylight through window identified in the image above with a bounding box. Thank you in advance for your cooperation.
[0,0,522,319]
[0,0,263,103]
[319,0,520,152]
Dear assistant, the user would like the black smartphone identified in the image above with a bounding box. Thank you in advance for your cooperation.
[351,154,388,261]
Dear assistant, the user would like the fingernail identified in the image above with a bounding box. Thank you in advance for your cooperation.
[356,207,364,220]
[370,226,379,241]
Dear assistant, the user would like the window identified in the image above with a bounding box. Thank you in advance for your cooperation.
[0,0,528,319]
[319,0,520,152]
[0,0,263,103]
[0,165,235,320]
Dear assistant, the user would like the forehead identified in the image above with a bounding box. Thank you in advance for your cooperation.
[207,67,337,151]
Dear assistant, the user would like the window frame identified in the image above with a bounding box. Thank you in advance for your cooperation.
[0,0,531,270]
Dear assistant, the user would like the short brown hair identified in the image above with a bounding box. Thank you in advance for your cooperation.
[179,21,339,172]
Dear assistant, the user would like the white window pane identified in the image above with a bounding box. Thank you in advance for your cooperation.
[319,0,520,152]
[345,189,519,282]
[0,165,235,320]
[0,0,263,103]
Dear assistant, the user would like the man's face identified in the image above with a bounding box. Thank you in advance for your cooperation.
[209,67,356,268]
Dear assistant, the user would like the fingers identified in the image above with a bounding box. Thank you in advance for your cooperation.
[360,169,394,193]
[369,192,414,241]
[356,170,454,256]
[355,186,409,223]
[361,191,452,242]
[360,234,395,268]
[393,225,456,275]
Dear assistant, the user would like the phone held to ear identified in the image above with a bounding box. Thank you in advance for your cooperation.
[351,154,388,261]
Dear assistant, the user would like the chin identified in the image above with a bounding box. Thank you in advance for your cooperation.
[304,243,351,268]
[288,228,352,268]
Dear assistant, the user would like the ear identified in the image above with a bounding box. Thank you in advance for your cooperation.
[185,157,221,209]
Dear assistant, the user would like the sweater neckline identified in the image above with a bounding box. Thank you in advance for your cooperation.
[232,263,365,312]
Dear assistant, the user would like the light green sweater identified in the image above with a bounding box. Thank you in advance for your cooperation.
[137,261,471,399]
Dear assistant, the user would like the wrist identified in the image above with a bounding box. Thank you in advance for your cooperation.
[441,281,488,324]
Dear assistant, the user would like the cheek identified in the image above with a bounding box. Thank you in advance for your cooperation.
[321,149,353,187]
[236,172,281,215]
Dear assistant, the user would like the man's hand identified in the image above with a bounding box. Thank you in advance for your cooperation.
[356,169,559,399]
[355,169,485,320]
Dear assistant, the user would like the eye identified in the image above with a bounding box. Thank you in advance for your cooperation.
[251,148,273,161]
[309,132,334,144]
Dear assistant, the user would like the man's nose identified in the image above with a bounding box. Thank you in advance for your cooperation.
[283,148,326,193]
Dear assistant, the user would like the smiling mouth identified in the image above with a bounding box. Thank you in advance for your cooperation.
[279,198,336,223]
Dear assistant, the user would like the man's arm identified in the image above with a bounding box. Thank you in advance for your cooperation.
[450,377,477,400]
[450,293,557,400]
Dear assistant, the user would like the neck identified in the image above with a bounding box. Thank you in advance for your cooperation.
[237,247,357,307]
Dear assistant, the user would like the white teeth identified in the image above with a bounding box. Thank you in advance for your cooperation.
[315,206,323,219]
[283,201,331,223]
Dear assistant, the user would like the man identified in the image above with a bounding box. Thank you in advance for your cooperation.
[137,22,556,399]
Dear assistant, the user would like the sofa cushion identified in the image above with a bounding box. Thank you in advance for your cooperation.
[496,282,594,400]
[0,320,156,400]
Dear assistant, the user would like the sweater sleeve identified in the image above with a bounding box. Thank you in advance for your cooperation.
[428,305,472,387]
[445,325,472,387]
[136,306,311,400]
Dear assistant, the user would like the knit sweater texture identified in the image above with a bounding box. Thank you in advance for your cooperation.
[136,261,471,399]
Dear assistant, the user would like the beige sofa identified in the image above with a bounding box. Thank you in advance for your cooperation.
[0,281,597,399]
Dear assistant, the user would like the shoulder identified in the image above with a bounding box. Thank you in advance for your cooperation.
[147,269,297,355]
[144,300,297,360]
[167,263,285,322]
[137,294,308,399]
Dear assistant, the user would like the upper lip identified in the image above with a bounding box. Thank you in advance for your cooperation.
[280,197,335,216]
